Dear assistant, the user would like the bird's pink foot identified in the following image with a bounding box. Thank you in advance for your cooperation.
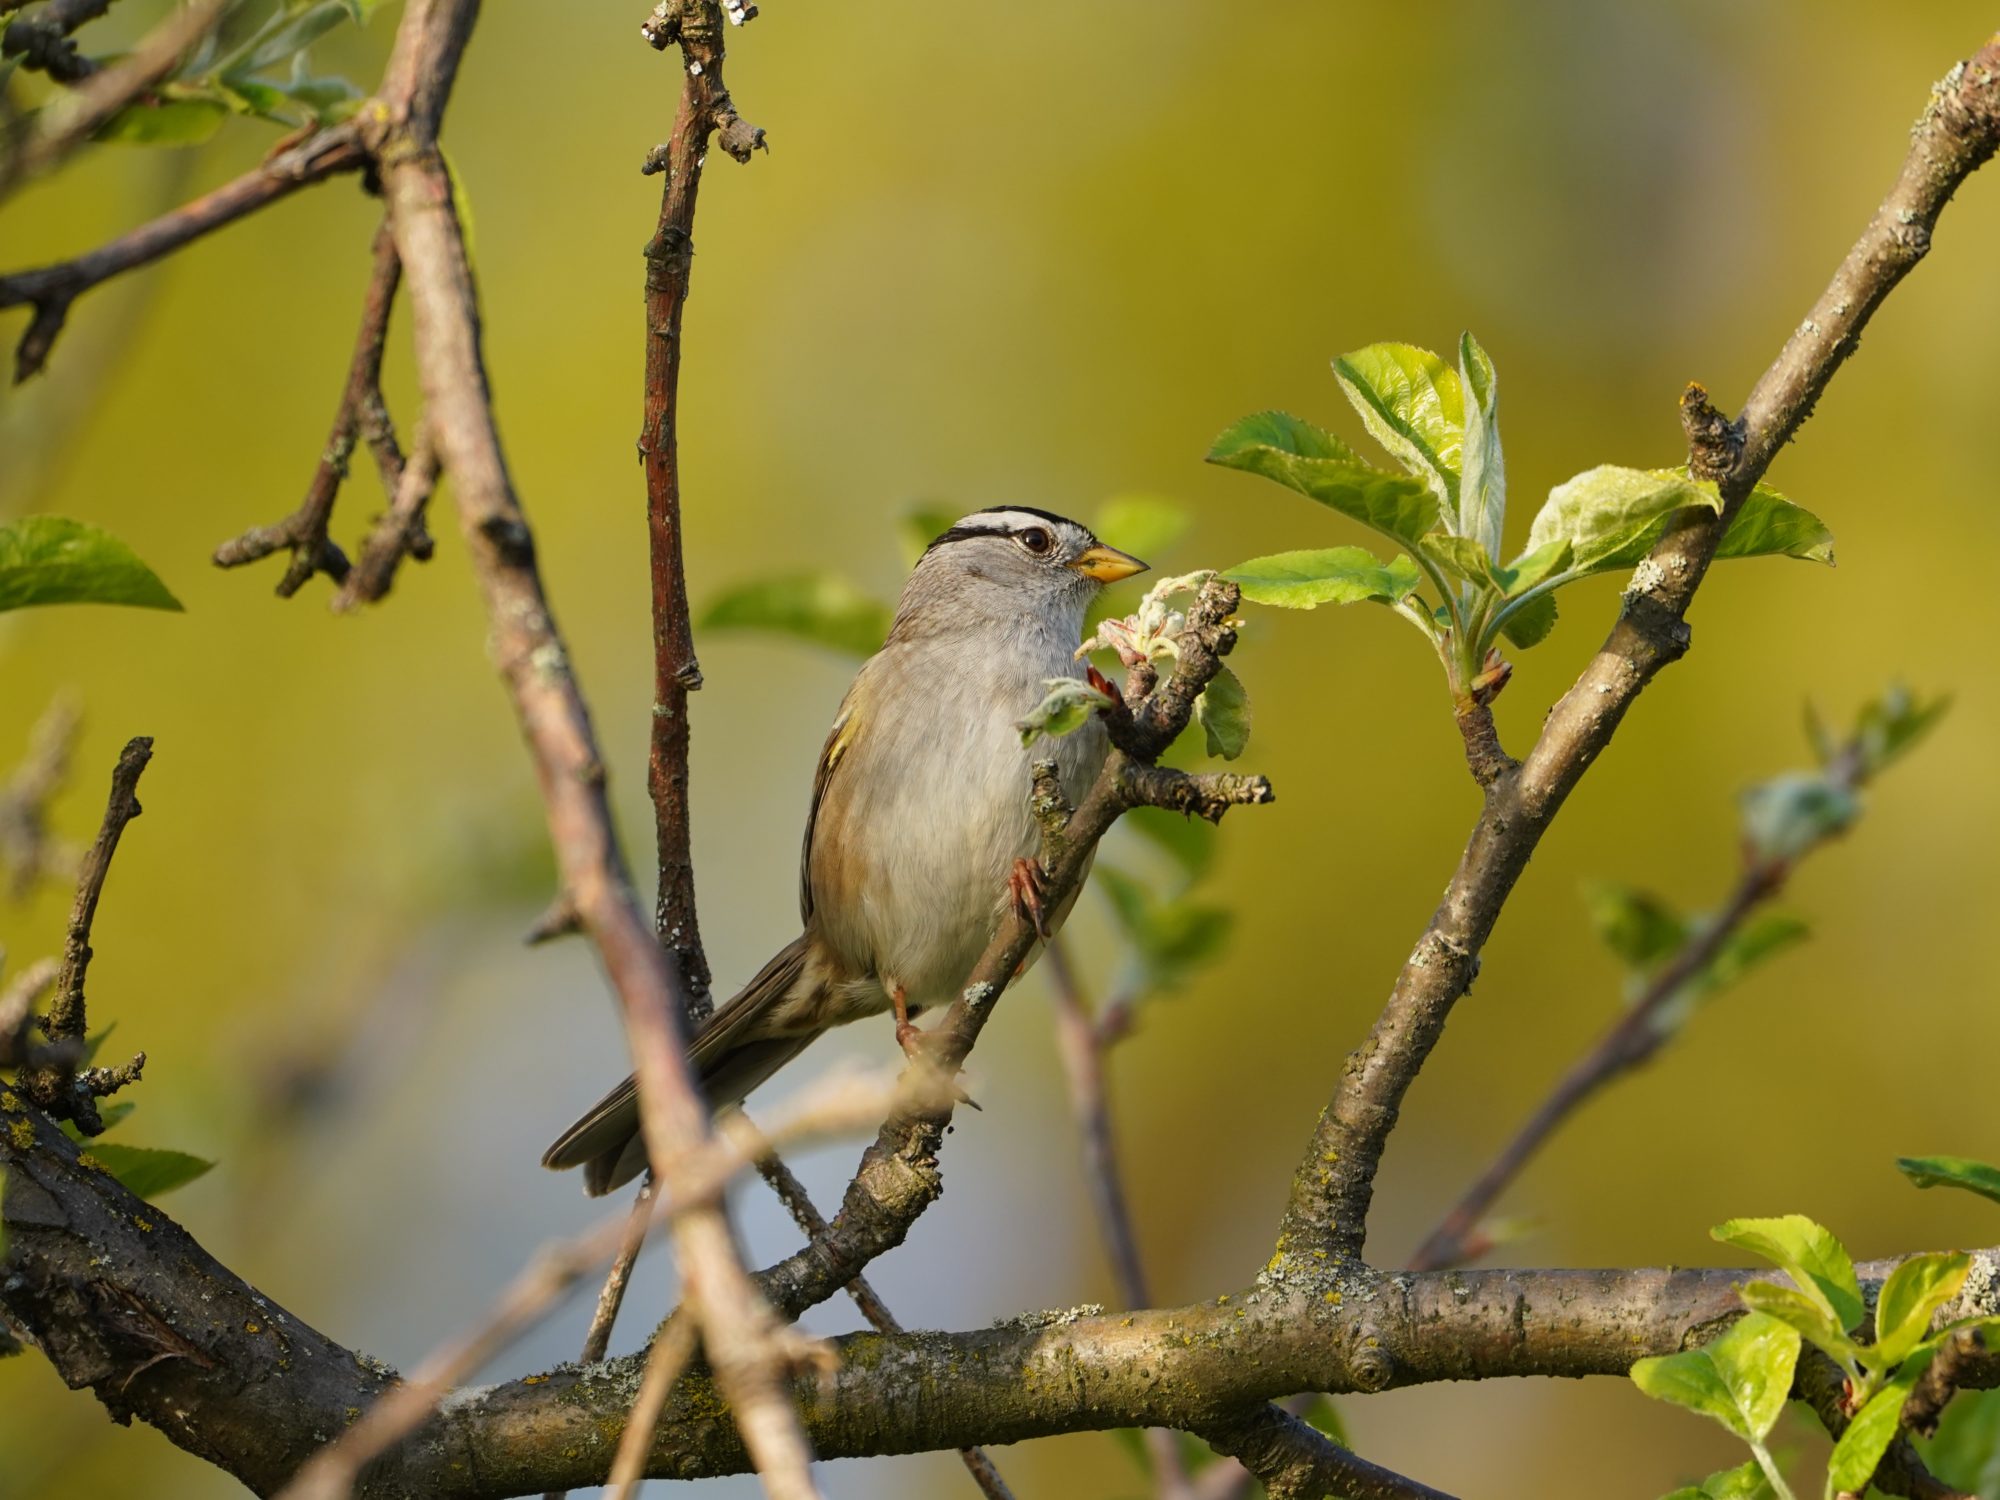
[1008,856,1051,941]
[890,982,926,1059]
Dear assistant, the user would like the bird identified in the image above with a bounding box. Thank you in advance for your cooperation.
[542,507,1148,1194]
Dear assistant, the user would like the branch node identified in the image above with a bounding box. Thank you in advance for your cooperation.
[1680,380,1745,483]
[525,894,583,946]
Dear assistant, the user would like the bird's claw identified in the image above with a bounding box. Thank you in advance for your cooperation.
[1009,856,1051,940]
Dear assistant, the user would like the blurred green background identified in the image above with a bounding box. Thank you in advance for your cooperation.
[5,3,2000,1496]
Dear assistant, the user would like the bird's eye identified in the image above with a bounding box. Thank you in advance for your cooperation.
[1018,527,1054,556]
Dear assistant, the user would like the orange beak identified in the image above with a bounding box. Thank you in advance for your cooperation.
[1070,544,1148,584]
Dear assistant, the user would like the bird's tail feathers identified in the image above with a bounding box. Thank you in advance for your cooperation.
[540,935,813,1197]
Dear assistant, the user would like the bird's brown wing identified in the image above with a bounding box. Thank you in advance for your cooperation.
[799,671,872,925]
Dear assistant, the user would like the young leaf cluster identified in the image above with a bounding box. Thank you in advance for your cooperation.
[1209,337,1833,704]
[1634,1193,1999,1500]
[0,516,181,614]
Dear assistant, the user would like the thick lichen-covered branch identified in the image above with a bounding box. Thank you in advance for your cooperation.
[9,1106,1997,1497]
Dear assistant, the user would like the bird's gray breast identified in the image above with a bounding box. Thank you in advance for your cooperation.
[810,614,1103,1006]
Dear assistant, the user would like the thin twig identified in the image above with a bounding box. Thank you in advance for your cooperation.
[1044,935,1194,1500]
[639,0,764,1019]
[333,420,439,610]
[756,1153,1018,1500]
[214,226,404,596]
[604,1314,701,1498]
[1407,858,1784,1272]
[544,1181,655,1500]
[14,736,150,1133]
[0,694,82,900]
[0,119,367,380]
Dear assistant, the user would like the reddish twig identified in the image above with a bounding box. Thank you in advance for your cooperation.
[214,226,405,597]
[638,0,764,1017]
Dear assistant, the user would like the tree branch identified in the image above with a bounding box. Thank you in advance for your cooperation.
[214,225,405,597]
[1278,29,2000,1270]
[12,1106,1996,1498]
[0,120,367,380]
[638,0,765,1017]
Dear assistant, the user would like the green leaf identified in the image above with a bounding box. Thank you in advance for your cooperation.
[1206,412,1438,546]
[1717,483,1835,565]
[1630,1311,1800,1442]
[1660,1460,1779,1500]
[214,0,352,76]
[1875,1253,1972,1372]
[1851,685,1950,779]
[1094,494,1190,562]
[1330,343,1465,515]
[1222,547,1422,609]
[1,1164,8,1264]
[1737,1280,1869,1372]
[1738,773,1859,865]
[1492,537,1572,596]
[1295,1393,1350,1449]
[94,97,231,145]
[1195,664,1250,761]
[1919,1386,2000,1495]
[84,1143,214,1200]
[1417,532,1496,589]
[1583,882,1687,969]
[1897,1155,2000,1206]
[1456,332,1505,559]
[1016,677,1110,747]
[1525,466,1720,571]
[1711,1216,1865,1332]
[1123,805,1216,881]
[1097,866,1233,991]
[698,574,890,659]
[0,517,183,614]
[1498,590,1558,650]
[1828,1372,1921,1493]
[1708,914,1811,990]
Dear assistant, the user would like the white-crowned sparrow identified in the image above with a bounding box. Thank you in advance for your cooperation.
[543,507,1148,1194]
